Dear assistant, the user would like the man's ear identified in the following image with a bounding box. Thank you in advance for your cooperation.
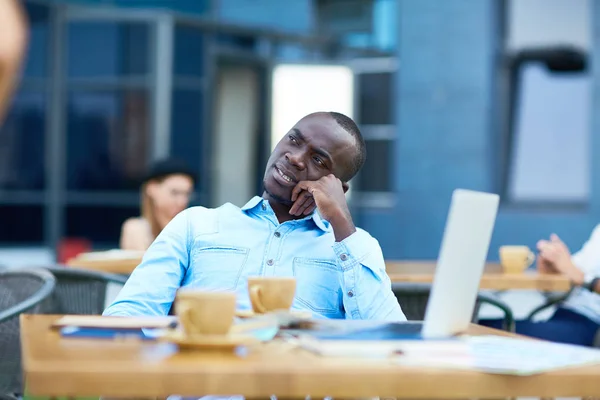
[342,181,350,194]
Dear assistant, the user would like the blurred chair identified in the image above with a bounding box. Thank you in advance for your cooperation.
[38,266,128,315]
[526,288,600,348]
[525,288,574,321]
[0,268,56,399]
[392,283,515,332]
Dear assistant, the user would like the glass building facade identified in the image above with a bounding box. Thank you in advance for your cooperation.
[0,0,395,253]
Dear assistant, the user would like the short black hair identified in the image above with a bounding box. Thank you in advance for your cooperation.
[328,111,366,181]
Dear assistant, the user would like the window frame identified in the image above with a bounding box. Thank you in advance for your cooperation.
[349,57,397,209]
[499,47,590,210]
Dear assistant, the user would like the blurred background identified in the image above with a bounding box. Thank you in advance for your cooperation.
[0,0,596,266]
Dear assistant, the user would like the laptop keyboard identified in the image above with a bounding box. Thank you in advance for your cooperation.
[313,322,424,341]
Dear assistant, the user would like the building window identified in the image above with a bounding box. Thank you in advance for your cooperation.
[66,21,152,193]
[0,91,47,191]
[270,64,354,148]
[65,205,139,247]
[67,21,149,79]
[0,1,50,245]
[502,0,590,205]
[317,0,397,52]
[61,18,155,248]
[66,89,151,191]
[351,58,396,208]
[0,205,44,244]
[170,88,204,192]
[171,23,206,199]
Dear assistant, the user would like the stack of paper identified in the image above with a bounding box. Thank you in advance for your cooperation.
[397,335,600,375]
[53,315,178,340]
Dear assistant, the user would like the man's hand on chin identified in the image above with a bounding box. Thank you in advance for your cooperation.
[290,174,356,242]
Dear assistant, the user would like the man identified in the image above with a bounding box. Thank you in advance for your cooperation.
[483,230,600,346]
[104,111,405,321]
[0,0,27,124]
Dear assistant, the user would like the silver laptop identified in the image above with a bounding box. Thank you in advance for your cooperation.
[421,188,499,338]
[307,189,500,342]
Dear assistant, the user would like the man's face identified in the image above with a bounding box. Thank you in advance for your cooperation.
[263,113,356,205]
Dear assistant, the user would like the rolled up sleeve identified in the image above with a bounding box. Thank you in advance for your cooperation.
[572,224,600,282]
[103,209,191,317]
[332,229,406,321]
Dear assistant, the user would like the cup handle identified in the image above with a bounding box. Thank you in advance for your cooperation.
[249,285,267,314]
[527,251,536,267]
[177,304,196,335]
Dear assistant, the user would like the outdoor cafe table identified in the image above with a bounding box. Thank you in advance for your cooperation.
[66,254,141,275]
[21,314,600,399]
[65,256,573,292]
[386,261,572,292]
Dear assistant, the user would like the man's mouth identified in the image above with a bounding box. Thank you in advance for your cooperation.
[276,167,295,184]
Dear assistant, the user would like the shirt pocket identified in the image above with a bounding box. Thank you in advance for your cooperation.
[293,257,342,316]
[190,245,249,291]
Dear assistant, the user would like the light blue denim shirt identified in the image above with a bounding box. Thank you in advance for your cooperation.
[104,196,406,320]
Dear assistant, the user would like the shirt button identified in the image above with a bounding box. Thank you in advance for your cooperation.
[261,203,267,210]
[340,253,348,261]
[348,290,354,298]
[267,259,274,266]
[274,232,281,238]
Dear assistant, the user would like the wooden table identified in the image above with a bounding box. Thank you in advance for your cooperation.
[64,257,572,290]
[67,256,141,275]
[21,314,600,398]
[386,261,572,291]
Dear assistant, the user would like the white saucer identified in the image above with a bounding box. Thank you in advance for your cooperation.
[235,309,312,319]
[160,330,259,351]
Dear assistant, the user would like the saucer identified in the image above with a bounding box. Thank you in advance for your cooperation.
[236,309,312,319]
[160,330,259,351]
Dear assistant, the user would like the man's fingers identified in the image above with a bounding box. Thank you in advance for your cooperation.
[537,240,549,252]
[540,247,558,261]
[291,185,303,202]
[290,191,311,215]
[296,196,315,215]
[291,181,311,201]
[302,198,316,215]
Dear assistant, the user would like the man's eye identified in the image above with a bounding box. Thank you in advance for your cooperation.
[289,135,298,144]
[314,157,324,166]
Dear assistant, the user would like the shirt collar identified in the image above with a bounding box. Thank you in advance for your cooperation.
[241,196,330,232]
[241,196,263,211]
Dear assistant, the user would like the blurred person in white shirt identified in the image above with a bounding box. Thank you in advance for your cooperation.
[530,230,600,342]
[484,229,600,346]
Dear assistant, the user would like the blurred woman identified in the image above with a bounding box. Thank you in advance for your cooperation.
[120,159,196,251]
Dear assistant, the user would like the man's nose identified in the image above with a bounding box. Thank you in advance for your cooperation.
[286,152,306,170]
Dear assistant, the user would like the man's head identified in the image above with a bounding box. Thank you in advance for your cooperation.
[263,111,366,205]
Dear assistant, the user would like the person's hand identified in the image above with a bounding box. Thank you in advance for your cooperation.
[288,186,317,217]
[537,234,571,268]
[290,174,355,241]
[536,252,557,274]
[537,234,584,285]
